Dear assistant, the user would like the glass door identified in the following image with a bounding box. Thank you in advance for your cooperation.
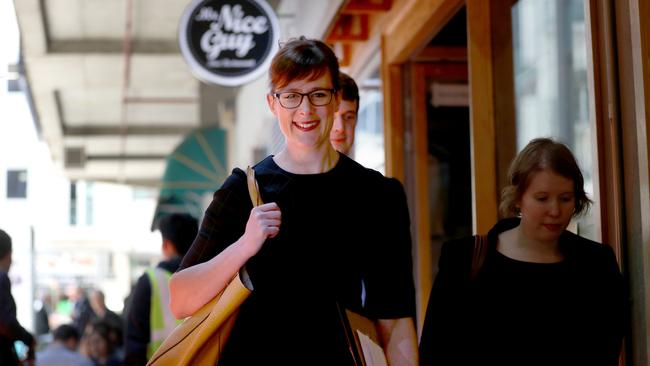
[511,0,599,239]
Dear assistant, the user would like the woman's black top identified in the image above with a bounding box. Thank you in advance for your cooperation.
[180,154,415,365]
[420,218,626,366]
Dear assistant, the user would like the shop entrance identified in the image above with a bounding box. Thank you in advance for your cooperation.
[401,7,473,331]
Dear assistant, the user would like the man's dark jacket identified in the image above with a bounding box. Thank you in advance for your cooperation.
[0,271,34,365]
[123,258,180,366]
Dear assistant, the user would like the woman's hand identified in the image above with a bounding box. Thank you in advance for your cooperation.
[240,202,281,256]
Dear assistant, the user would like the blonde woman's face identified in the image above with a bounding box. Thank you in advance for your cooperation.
[518,170,575,244]
[267,71,340,152]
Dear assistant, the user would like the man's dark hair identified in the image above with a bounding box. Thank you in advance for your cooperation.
[339,72,359,111]
[0,229,12,260]
[158,214,199,256]
[53,324,80,342]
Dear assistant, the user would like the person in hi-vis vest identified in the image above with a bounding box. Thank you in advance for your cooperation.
[123,213,198,366]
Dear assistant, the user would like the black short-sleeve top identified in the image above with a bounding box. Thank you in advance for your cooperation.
[179,153,415,365]
[419,218,626,366]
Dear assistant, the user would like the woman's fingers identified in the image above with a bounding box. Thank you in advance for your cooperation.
[242,202,282,254]
[265,225,280,238]
[257,202,280,212]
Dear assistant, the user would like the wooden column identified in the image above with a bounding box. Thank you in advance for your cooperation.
[466,0,517,233]
[466,0,497,234]
[610,0,650,364]
[381,61,405,181]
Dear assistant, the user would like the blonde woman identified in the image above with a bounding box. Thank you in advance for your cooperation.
[420,138,626,365]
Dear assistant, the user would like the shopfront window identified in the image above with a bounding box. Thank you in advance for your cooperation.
[354,77,385,174]
[512,0,597,239]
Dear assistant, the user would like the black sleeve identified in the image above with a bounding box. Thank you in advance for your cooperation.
[363,177,416,319]
[419,239,471,365]
[595,244,627,365]
[179,168,251,271]
[123,273,151,366]
[0,273,34,345]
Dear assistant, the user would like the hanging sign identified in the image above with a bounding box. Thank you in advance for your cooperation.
[179,0,280,86]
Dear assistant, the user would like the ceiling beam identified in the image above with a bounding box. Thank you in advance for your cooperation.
[64,125,194,137]
[40,0,178,54]
[54,90,196,137]
[343,0,392,13]
[327,14,369,42]
[69,176,162,188]
[124,97,198,104]
[86,154,167,161]
[48,40,179,54]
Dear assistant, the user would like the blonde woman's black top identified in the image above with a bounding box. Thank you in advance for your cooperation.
[419,218,626,366]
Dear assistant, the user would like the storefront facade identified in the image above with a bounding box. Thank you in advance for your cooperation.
[325,0,649,363]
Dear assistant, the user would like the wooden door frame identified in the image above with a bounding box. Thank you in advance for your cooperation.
[381,0,516,231]
[594,0,650,364]
[381,0,463,182]
[407,62,470,334]
[380,0,516,333]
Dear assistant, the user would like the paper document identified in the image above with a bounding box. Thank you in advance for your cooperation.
[357,330,388,366]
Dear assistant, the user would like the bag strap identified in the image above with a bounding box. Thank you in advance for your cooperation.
[246,166,262,207]
[239,167,263,291]
[470,235,488,280]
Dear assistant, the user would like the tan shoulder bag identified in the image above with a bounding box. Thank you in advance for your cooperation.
[147,167,261,366]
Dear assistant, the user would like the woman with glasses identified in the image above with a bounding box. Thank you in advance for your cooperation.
[168,37,418,365]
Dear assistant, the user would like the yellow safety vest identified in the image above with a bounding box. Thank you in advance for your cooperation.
[146,267,181,359]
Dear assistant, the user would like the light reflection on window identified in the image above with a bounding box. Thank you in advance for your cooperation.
[354,80,385,174]
[512,0,597,239]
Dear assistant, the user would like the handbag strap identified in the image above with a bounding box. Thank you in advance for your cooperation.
[239,167,263,291]
[246,166,262,207]
[470,235,488,280]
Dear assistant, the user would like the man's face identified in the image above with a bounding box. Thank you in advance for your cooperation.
[0,250,11,272]
[330,99,358,155]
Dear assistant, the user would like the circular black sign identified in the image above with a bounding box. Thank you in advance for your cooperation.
[179,0,280,86]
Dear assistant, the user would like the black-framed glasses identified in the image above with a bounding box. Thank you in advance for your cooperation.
[273,89,336,109]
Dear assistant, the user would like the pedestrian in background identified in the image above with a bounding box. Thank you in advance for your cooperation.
[123,213,198,365]
[83,320,120,366]
[88,290,123,359]
[419,137,626,365]
[69,285,94,337]
[33,292,52,341]
[0,228,36,366]
[36,324,92,366]
[330,71,359,156]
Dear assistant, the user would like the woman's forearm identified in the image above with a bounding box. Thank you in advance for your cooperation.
[170,202,281,318]
[169,237,254,319]
[377,317,419,366]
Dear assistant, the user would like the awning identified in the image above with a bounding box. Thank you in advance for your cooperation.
[151,127,228,230]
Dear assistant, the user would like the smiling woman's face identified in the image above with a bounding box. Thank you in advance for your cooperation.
[267,71,340,152]
[518,169,576,244]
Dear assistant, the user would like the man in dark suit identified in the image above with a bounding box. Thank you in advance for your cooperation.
[0,228,35,365]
